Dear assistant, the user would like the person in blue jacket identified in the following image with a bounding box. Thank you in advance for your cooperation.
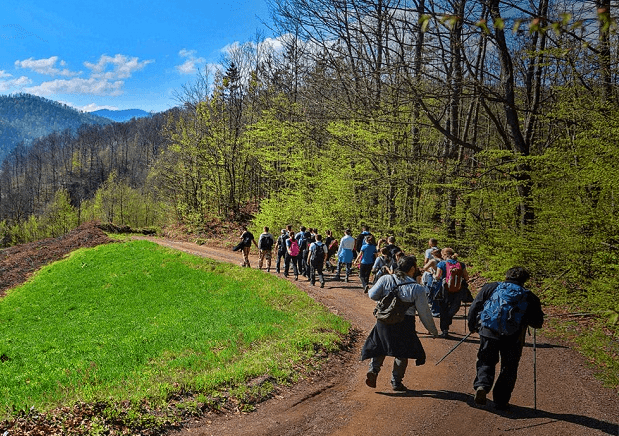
[467,266,544,410]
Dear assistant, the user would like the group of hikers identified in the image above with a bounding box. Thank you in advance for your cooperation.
[234,224,544,410]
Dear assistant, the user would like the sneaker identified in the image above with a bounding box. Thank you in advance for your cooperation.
[474,387,487,405]
[320,282,325,288]
[311,281,315,286]
[391,382,407,392]
[440,330,450,338]
[364,285,369,294]
[365,371,378,388]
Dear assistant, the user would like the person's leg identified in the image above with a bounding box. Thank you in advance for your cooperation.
[366,355,385,388]
[284,254,291,276]
[318,264,325,287]
[345,262,352,282]
[265,250,272,272]
[292,256,299,279]
[258,250,264,269]
[242,247,251,267]
[391,358,409,390]
[335,262,342,280]
[492,338,524,407]
[474,335,500,405]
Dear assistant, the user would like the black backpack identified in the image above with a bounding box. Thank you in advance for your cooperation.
[373,275,414,325]
[310,243,326,266]
[259,234,274,250]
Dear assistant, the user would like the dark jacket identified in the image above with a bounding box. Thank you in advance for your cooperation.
[468,280,544,340]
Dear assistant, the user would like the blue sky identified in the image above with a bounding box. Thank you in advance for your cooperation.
[1,0,273,113]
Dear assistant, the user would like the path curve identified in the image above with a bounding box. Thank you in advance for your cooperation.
[140,237,619,436]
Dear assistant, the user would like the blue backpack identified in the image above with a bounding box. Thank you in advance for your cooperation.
[480,282,529,336]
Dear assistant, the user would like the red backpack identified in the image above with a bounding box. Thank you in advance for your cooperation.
[445,261,464,293]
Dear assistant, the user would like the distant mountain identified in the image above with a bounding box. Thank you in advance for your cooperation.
[0,93,113,164]
[91,109,151,122]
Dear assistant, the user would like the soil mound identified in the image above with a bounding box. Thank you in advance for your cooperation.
[0,221,113,296]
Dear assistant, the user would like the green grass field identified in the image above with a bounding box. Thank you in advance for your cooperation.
[0,240,349,423]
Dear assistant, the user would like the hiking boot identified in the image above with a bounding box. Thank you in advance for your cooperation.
[365,371,378,388]
[391,381,407,392]
[364,285,369,294]
[474,387,487,405]
[320,282,325,288]
[311,281,315,286]
[440,330,450,338]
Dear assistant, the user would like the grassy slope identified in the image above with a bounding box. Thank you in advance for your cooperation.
[0,240,349,420]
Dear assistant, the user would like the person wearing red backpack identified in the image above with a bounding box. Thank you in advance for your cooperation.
[433,247,469,338]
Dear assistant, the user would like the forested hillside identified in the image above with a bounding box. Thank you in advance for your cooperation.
[0,94,113,163]
[1,1,618,327]
[92,108,151,122]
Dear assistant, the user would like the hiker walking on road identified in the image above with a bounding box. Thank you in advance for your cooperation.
[335,229,355,282]
[468,267,544,410]
[361,255,439,391]
[308,234,327,288]
[284,231,300,280]
[433,248,469,338]
[274,229,288,274]
[239,226,258,267]
[355,234,378,292]
[257,227,275,272]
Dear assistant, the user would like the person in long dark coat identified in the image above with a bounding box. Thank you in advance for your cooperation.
[361,255,439,391]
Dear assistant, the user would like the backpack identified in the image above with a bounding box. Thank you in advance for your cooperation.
[277,235,288,254]
[444,261,464,293]
[480,282,529,336]
[259,234,274,250]
[373,275,414,325]
[310,243,326,266]
[288,239,300,257]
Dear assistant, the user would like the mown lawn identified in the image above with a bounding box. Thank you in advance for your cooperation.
[0,240,349,428]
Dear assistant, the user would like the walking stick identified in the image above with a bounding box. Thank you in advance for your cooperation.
[435,332,472,365]
[533,328,537,411]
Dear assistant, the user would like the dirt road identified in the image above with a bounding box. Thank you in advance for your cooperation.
[144,238,619,436]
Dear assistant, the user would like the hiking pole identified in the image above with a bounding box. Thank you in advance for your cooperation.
[533,328,537,411]
[435,332,472,366]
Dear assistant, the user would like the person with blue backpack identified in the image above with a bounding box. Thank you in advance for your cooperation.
[467,266,544,410]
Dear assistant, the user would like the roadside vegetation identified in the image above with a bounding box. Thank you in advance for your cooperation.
[0,240,350,434]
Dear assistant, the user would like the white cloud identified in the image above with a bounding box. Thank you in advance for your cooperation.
[14,56,80,77]
[176,49,205,75]
[24,77,124,96]
[84,54,153,80]
[0,70,12,78]
[19,53,154,97]
[0,75,32,92]
[59,101,119,112]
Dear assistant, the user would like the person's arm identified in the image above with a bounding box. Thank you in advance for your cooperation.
[252,236,259,248]
[307,244,313,264]
[433,267,443,281]
[414,286,439,337]
[367,274,392,301]
[525,292,545,329]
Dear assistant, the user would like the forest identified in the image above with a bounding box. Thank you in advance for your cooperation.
[0,94,112,163]
[0,0,618,326]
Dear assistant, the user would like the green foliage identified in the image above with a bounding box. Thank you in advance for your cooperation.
[0,240,349,420]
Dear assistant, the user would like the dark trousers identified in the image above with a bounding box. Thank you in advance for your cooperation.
[276,251,286,273]
[439,288,463,332]
[309,263,325,285]
[474,334,524,406]
[284,254,299,277]
[359,263,373,289]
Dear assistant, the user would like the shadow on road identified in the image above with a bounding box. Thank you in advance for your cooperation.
[376,389,618,435]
